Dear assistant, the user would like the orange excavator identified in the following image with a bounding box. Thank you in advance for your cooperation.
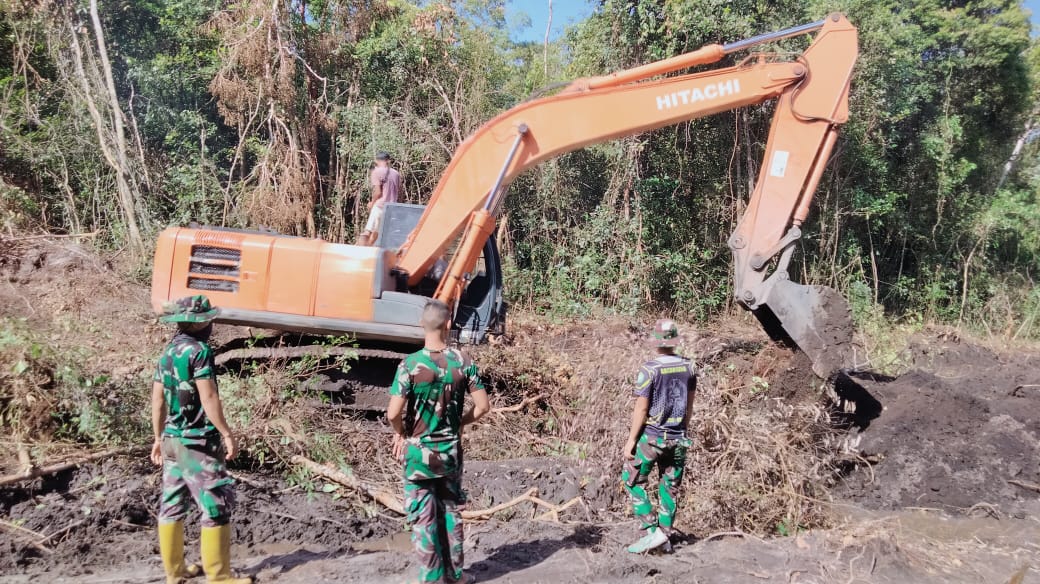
[152,14,859,377]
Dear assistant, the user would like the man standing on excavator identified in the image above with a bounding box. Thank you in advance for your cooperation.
[387,300,491,583]
[151,295,252,584]
[621,319,697,554]
[358,150,401,246]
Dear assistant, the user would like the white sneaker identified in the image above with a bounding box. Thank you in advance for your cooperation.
[626,527,668,553]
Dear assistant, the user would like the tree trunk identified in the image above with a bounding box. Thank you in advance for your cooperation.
[996,116,1036,192]
[543,0,552,79]
[62,3,144,257]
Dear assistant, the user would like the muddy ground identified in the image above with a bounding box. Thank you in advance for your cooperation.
[2,240,1040,583]
[2,453,1039,584]
[2,457,1039,583]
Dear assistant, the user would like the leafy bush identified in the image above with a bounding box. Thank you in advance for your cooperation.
[0,318,149,447]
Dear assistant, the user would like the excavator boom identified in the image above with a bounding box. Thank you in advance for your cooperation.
[397,14,859,377]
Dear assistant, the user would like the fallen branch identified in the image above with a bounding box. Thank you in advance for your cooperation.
[460,489,580,521]
[0,519,53,555]
[460,488,537,519]
[291,456,405,514]
[0,518,46,539]
[17,444,31,469]
[533,495,583,522]
[696,530,765,545]
[966,502,1001,519]
[1010,384,1040,396]
[38,519,87,545]
[0,448,134,487]
[292,456,581,522]
[492,394,546,415]
[1008,479,1040,494]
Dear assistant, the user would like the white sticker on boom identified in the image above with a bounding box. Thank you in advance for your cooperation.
[770,150,790,178]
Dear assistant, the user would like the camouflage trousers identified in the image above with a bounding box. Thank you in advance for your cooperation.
[621,434,689,531]
[158,434,235,528]
[404,474,466,583]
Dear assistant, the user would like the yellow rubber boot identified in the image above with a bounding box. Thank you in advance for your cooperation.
[200,525,253,583]
[158,521,188,584]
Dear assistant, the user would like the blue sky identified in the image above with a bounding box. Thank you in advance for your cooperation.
[505,0,595,43]
[1026,0,1040,33]
[505,1,1040,41]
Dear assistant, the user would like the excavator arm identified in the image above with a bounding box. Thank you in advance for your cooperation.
[396,14,858,377]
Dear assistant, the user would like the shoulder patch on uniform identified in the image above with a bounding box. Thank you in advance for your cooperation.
[635,367,652,389]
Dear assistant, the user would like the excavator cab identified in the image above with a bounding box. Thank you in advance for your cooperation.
[376,202,506,344]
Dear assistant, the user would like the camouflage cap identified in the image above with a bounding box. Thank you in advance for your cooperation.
[652,318,679,347]
[159,295,219,323]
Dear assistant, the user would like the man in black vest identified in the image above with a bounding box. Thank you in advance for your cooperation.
[621,318,697,553]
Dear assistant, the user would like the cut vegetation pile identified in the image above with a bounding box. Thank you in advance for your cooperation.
[471,316,850,535]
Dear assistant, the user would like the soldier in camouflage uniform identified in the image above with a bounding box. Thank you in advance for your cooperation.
[150,295,251,584]
[621,319,697,554]
[387,300,491,584]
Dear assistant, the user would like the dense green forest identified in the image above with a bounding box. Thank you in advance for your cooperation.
[1,0,1038,336]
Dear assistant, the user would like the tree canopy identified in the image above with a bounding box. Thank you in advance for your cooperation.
[1,0,1037,335]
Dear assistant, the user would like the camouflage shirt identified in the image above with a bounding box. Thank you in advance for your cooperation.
[153,333,218,438]
[390,347,484,480]
[633,354,696,440]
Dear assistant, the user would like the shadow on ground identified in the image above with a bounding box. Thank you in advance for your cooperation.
[469,524,605,580]
[245,547,354,576]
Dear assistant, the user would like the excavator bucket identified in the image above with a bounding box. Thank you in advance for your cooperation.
[753,279,854,378]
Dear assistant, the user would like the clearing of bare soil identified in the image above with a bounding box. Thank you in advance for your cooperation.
[2,455,1039,584]
[2,454,1039,584]
[836,334,1040,516]
[2,239,1040,583]
[0,239,162,369]
[0,457,390,577]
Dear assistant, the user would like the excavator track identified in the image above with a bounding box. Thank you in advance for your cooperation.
[215,345,407,412]
[214,346,406,367]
